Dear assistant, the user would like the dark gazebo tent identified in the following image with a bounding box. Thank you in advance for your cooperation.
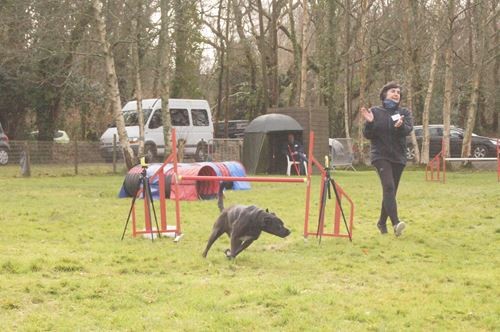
[242,114,304,174]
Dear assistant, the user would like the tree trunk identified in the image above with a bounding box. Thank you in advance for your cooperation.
[91,0,135,169]
[133,0,145,158]
[406,1,424,121]
[269,0,283,107]
[256,0,270,114]
[287,0,301,107]
[491,0,499,133]
[462,1,486,159]
[401,0,420,164]
[233,0,258,117]
[298,0,309,107]
[215,0,225,134]
[442,0,455,159]
[159,0,172,156]
[421,33,439,164]
[224,0,231,137]
[171,0,201,99]
[356,0,369,164]
[343,0,351,141]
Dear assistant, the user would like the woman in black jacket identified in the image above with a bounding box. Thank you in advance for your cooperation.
[361,82,413,236]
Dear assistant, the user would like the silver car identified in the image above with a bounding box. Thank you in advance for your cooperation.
[0,122,10,165]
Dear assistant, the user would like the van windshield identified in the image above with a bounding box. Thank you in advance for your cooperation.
[122,109,153,126]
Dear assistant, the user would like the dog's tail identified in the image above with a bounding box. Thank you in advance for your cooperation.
[217,184,224,212]
[217,181,233,212]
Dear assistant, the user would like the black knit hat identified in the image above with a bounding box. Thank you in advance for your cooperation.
[379,81,402,101]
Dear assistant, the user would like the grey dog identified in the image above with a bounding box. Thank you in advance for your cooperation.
[202,205,291,258]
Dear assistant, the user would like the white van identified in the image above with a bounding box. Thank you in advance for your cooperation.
[99,98,213,162]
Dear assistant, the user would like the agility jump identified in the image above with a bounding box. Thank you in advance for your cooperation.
[122,129,355,241]
[426,138,500,183]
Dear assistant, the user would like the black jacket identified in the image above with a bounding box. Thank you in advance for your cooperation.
[363,106,413,165]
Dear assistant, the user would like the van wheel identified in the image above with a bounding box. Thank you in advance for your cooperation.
[144,144,157,163]
[195,141,208,162]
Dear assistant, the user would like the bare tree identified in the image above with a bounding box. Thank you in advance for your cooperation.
[269,0,285,107]
[461,1,488,159]
[421,32,440,164]
[255,0,270,113]
[212,0,227,133]
[490,0,499,133]
[286,0,301,106]
[233,0,258,117]
[356,0,370,164]
[401,0,420,164]
[298,0,310,107]
[132,0,145,158]
[343,0,352,140]
[91,0,135,169]
[159,0,173,157]
[223,0,231,136]
[442,0,455,159]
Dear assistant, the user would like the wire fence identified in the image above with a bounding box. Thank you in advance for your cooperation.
[207,138,243,163]
[0,137,380,178]
[0,140,119,177]
[0,139,246,178]
[329,138,356,170]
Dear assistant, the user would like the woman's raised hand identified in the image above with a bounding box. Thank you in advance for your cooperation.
[360,107,374,123]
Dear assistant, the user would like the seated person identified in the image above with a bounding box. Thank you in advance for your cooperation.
[282,133,308,175]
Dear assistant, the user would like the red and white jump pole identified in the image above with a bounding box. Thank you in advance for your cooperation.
[178,175,306,183]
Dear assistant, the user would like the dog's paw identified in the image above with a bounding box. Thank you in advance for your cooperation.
[224,249,234,259]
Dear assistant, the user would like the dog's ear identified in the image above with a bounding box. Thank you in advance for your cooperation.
[266,208,269,213]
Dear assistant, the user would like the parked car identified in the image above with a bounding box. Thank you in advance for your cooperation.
[215,120,249,138]
[406,125,498,160]
[0,122,10,165]
[31,130,70,143]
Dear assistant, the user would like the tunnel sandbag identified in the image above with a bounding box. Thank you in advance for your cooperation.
[122,172,142,197]
[119,165,144,197]
[119,163,166,198]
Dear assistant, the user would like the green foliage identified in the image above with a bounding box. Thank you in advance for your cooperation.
[0,170,498,330]
[171,0,203,99]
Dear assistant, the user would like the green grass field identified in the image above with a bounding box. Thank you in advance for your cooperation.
[0,168,498,331]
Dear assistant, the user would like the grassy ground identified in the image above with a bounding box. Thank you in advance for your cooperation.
[0,167,498,331]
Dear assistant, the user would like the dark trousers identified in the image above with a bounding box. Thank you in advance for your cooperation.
[373,159,405,226]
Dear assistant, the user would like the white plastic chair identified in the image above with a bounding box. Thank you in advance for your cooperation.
[286,154,308,176]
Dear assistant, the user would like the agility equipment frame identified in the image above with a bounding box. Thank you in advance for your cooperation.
[426,138,500,183]
[125,129,355,241]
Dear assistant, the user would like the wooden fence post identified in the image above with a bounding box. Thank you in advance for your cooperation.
[113,134,117,174]
[74,140,78,175]
[20,141,31,177]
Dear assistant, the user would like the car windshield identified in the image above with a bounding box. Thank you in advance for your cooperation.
[122,109,153,126]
